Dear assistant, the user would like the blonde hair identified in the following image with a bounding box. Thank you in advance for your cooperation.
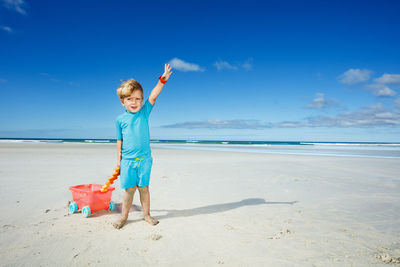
[116,79,143,100]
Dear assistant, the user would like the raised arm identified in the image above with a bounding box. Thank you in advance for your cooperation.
[148,64,173,105]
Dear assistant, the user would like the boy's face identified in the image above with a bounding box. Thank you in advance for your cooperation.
[121,90,143,113]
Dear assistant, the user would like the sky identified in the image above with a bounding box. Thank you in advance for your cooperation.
[1,0,400,142]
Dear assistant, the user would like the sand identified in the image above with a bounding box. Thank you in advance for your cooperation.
[0,142,399,266]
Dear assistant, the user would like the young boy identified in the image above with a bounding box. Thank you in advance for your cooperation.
[113,64,172,229]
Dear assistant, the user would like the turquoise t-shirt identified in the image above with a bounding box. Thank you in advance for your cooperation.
[116,98,153,159]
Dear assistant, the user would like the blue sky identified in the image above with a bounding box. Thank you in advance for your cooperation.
[1,0,400,141]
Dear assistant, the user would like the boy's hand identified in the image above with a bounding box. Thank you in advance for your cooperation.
[149,64,172,104]
[161,64,173,81]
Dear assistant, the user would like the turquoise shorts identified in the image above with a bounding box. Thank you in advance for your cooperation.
[120,156,153,189]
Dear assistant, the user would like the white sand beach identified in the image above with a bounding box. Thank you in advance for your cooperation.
[0,142,399,266]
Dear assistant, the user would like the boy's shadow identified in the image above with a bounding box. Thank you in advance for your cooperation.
[114,198,298,224]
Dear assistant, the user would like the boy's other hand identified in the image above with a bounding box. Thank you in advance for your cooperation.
[161,64,172,81]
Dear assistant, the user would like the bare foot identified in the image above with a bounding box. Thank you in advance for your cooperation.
[113,217,127,229]
[144,215,159,225]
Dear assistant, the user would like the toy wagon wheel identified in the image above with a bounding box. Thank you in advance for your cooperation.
[69,202,78,214]
[109,201,115,211]
[82,206,91,218]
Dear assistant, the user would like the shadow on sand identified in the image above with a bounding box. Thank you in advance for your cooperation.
[114,198,298,224]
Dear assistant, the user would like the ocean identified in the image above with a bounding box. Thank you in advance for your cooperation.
[1,138,400,159]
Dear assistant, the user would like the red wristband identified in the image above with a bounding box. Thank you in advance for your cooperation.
[159,76,167,84]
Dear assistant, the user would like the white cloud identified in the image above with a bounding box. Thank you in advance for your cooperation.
[242,58,253,71]
[338,68,372,85]
[162,104,400,129]
[374,74,400,84]
[214,58,253,71]
[0,78,7,83]
[68,81,80,86]
[306,93,338,109]
[276,103,400,128]
[367,84,397,97]
[0,25,13,33]
[163,119,271,129]
[168,58,204,72]
[39,73,63,83]
[374,87,397,97]
[214,60,238,71]
[315,73,323,80]
[3,0,27,15]
[395,98,400,108]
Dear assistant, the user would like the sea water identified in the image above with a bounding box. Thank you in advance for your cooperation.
[1,138,400,159]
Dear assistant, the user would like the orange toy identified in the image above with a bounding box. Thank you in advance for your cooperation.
[101,166,120,192]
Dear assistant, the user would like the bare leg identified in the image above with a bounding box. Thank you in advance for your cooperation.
[138,186,159,225]
[113,186,137,229]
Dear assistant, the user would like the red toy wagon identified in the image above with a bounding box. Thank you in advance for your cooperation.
[68,184,115,218]
[69,166,120,218]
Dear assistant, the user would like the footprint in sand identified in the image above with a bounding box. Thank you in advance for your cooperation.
[375,253,400,264]
[224,224,235,230]
[3,224,16,229]
[268,228,292,239]
[375,244,400,264]
[148,234,162,241]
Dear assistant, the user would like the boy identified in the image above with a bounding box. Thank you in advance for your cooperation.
[113,64,172,229]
